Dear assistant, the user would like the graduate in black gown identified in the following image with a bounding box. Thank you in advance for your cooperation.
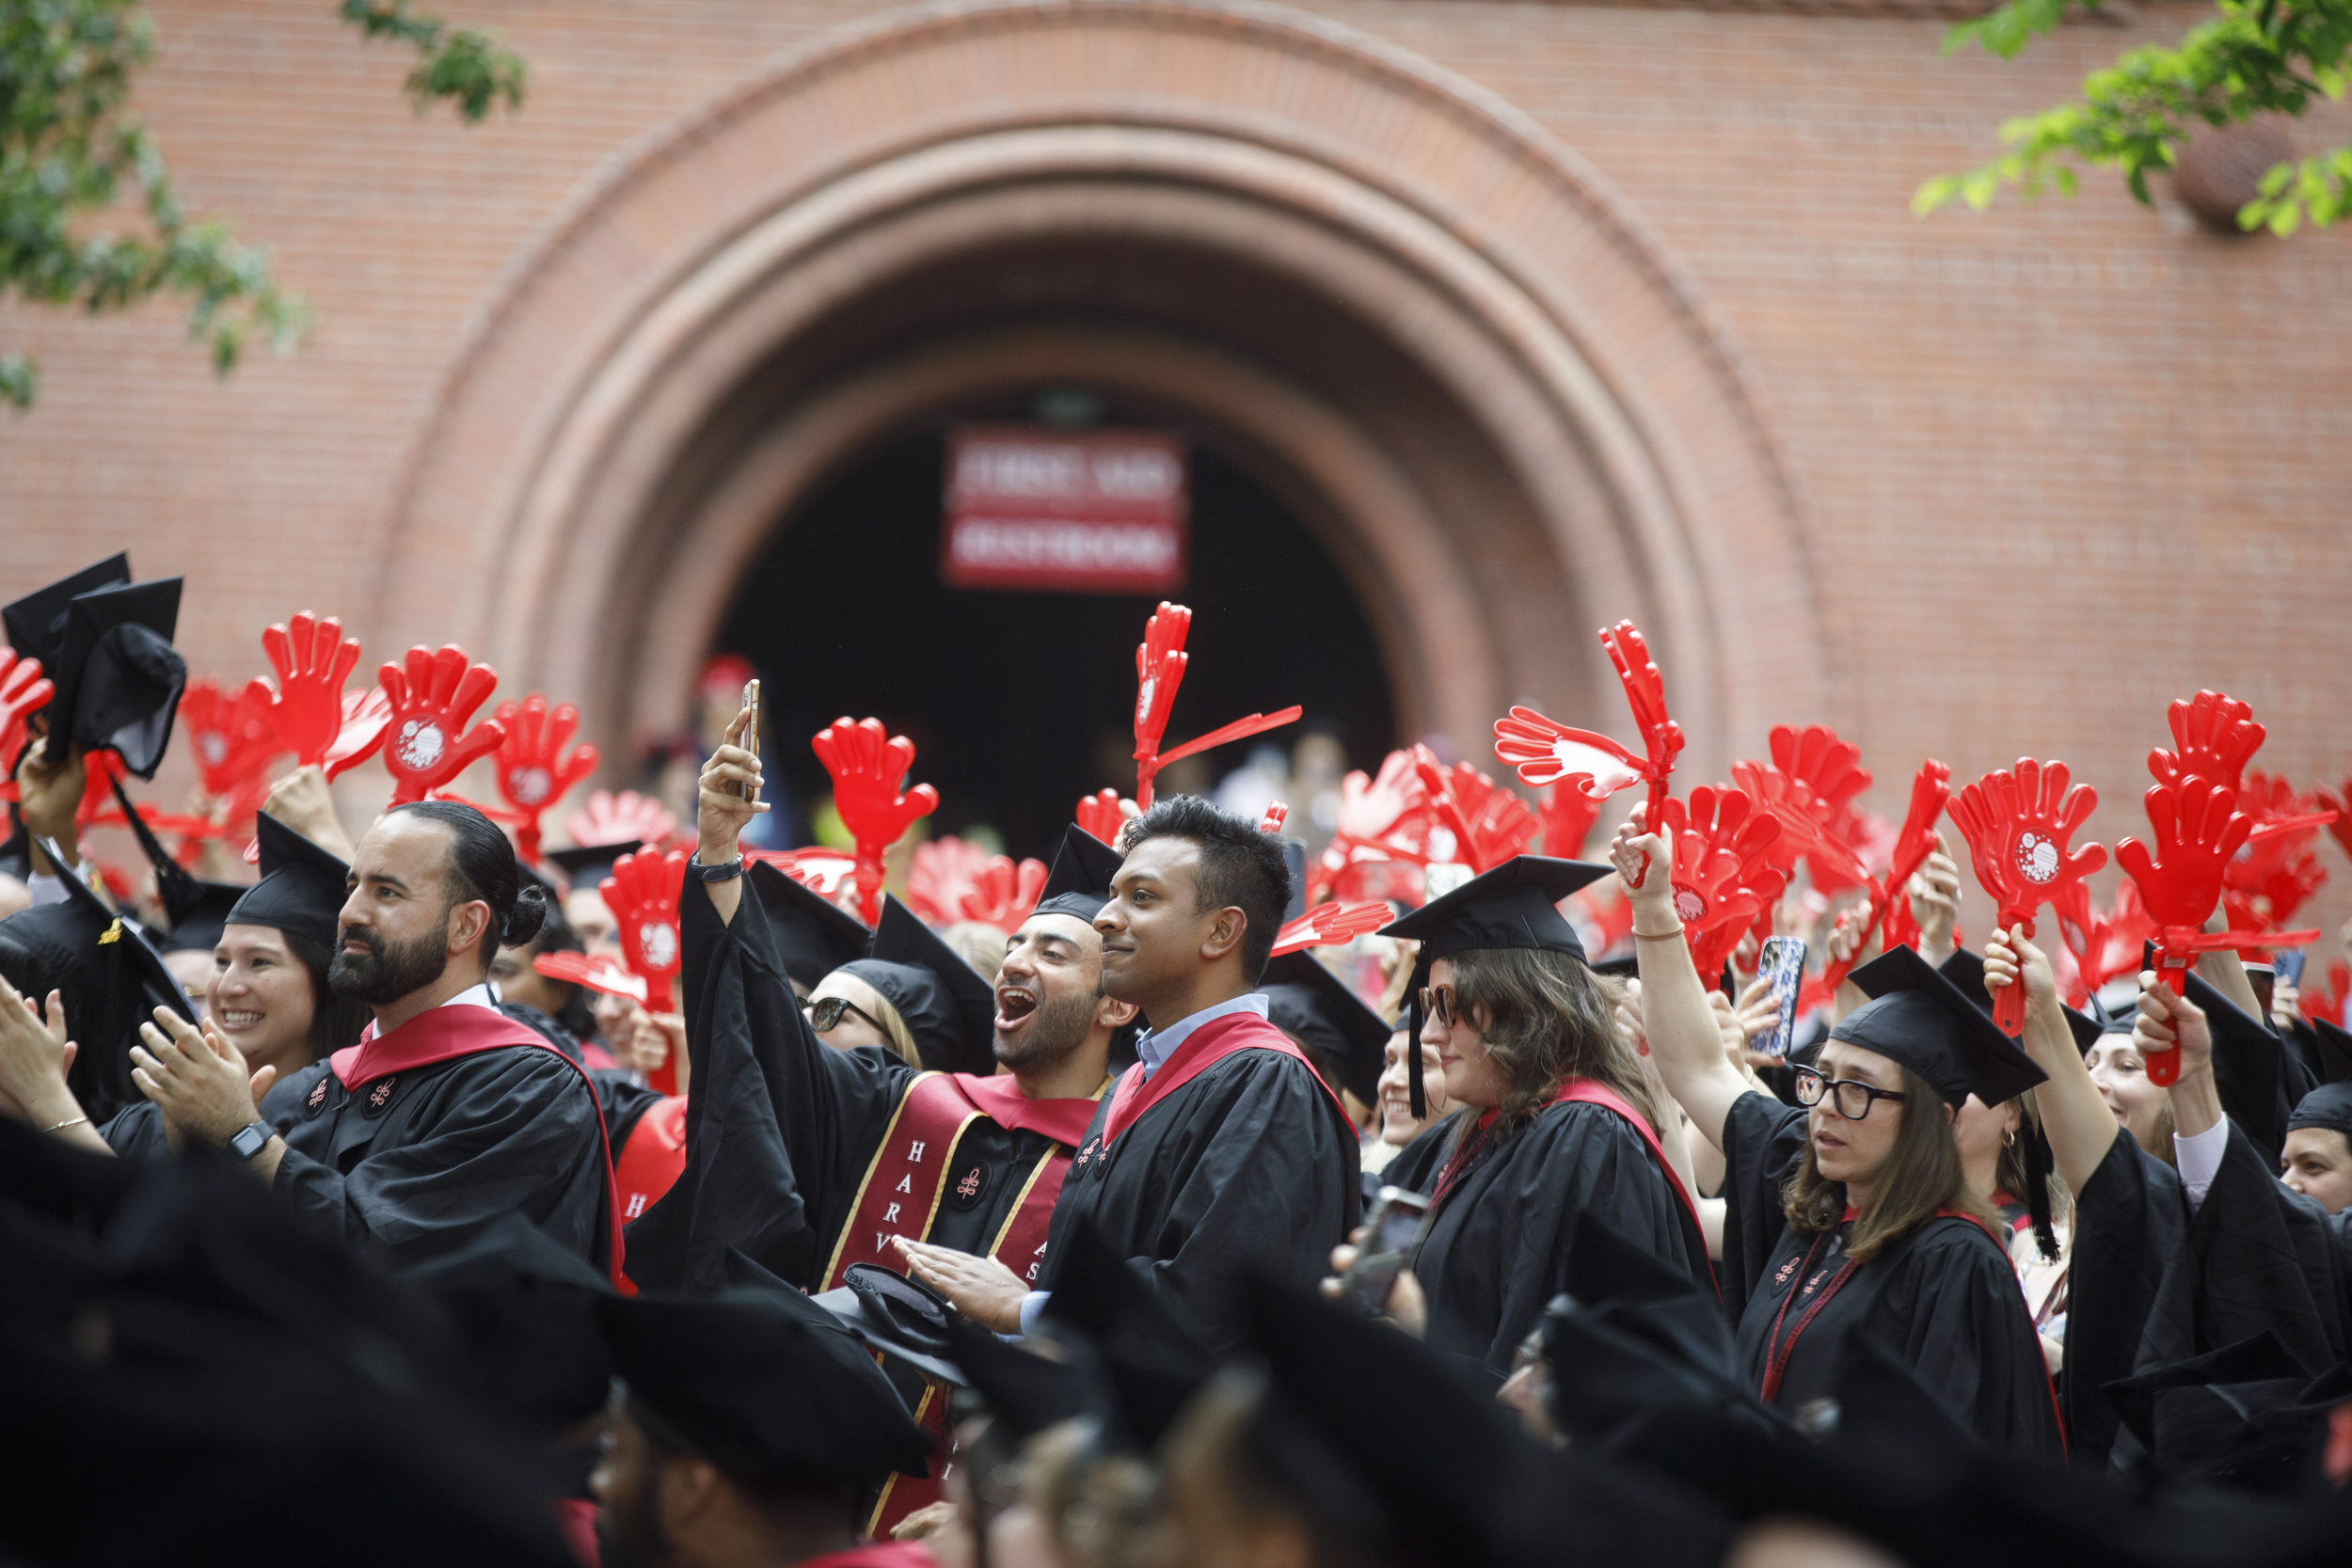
[1344,857,1711,1384]
[119,802,615,1273]
[926,796,1358,1353]
[1615,814,2063,1452]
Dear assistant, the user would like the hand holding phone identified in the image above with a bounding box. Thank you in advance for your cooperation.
[1756,935,1806,1060]
[1342,1185,1433,1311]
[734,680,761,802]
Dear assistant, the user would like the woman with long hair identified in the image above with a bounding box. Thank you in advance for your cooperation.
[1359,857,1713,1385]
[1615,816,2061,1450]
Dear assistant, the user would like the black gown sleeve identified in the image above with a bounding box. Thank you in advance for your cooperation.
[2204,990,2296,1170]
[1717,1090,1808,1322]
[269,1049,605,1269]
[2140,1118,2352,1379]
[2061,1124,2185,1469]
[99,1101,170,1160]
[1881,1222,2066,1454]
[626,879,914,1290]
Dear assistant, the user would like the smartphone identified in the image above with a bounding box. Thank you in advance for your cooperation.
[735,679,761,801]
[1343,1185,1433,1311]
[1756,935,1805,1059]
[2277,950,2308,989]
[2243,960,2275,1021]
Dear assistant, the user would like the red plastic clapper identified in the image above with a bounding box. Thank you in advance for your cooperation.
[1821,759,1951,995]
[494,694,599,862]
[1074,789,1131,847]
[602,847,688,1092]
[261,613,366,768]
[2113,777,2313,1085]
[179,675,283,799]
[2147,690,2265,796]
[566,789,678,856]
[376,646,505,805]
[1126,602,1302,810]
[1271,900,1391,958]
[962,856,1049,930]
[0,649,55,778]
[1768,724,1876,895]
[1657,786,1785,990]
[812,717,938,927]
[1493,621,1684,885]
[1307,751,1432,905]
[1944,760,2106,1037]
[532,950,648,1004]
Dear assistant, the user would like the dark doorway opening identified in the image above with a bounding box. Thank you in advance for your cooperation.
[714,427,1395,860]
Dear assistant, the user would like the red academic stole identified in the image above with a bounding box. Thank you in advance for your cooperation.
[613,1095,690,1224]
[329,1006,628,1291]
[824,1070,1104,1539]
[1095,1009,1350,1151]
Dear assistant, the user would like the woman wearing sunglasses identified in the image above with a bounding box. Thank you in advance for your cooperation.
[1610,814,2063,1452]
[1346,856,1714,1386]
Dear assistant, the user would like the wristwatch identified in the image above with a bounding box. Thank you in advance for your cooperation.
[686,854,745,882]
[226,1119,274,1161]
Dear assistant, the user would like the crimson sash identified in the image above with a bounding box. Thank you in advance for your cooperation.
[329,1005,627,1291]
[1100,1011,1349,1148]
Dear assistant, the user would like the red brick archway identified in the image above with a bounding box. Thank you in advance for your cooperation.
[375,0,1827,777]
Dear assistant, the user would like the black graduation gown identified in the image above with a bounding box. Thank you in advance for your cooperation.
[260,1042,607,1270]
[1364,1112,1457,1202]
[628,879,1071,1291]
[1412,1101,1711,1384]
[2060,1123,2185,1469]
[1720,1091,2062,1452]
[1040,1040,1360,1353]
[2139,1118,2352,1380]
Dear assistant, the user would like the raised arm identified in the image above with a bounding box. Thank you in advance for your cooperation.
[1609,814,1750,1154]
[1981,926,2115,1196]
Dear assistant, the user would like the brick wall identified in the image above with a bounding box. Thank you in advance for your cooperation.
[3,0,2346,952]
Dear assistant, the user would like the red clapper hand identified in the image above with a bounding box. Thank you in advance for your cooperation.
[812,718,938,927]
[2147,690,2265,795]
[262,613,364,768]
[1270,900,1391,958]
[1259,801,1289,836]
[602,847,687,1091]
[494,695,599,861]
[1308,751,1431,904]
[1075,789,1131,847]
[1728,758,1869,888]
[1768,723,1875,894]
[745,847,859,899]
[1536,782,1601,859]
[1443,762,1539,871]
[1658,786,1785,990]
[1128,603,1302,809]
[0,648,56,775]
[1944,760,2106,1037]
[567,789,679,855]
[962,856,1049,930]
[1823,759,1952,996]
[532,950,648,1005]
[1493,621,1683,885]
[375,646,504,806]
[909,837,988,926]
[180,675,283,799]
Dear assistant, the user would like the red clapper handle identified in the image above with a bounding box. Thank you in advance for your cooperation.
[2114,777,2264,1086]
[0,649,57,775]
[1127,602,1301,807]
[1945,760,2105,1037]
[1822,759,1950,996]
[602,847,687,1092]
[812,717,938,927]
[2147,690,2265,797]
[495,694,599,861]
[375,646,505,805]
[262,612,364,768]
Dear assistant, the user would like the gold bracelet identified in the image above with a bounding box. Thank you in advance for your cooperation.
[46,1115,89,1133]
[1632,925,1685,942]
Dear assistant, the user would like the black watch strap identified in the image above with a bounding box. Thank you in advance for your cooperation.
[687,854,745,883]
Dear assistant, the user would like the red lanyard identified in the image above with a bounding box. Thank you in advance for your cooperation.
[1757,1226,1860,1405]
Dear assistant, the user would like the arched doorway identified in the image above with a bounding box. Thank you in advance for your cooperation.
[371,0,1831,799]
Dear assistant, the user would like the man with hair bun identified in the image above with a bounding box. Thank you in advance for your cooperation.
[126,800,622,1275]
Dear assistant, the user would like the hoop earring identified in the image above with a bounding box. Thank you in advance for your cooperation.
[2003,1129,2017,1148]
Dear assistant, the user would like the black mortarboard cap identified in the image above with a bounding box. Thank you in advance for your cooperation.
[1259,950,1392,1105]
[1029,823,1124,925]
[810,1261,965,1387]
[1932,948,2075,1259]
[1836,945,2047,1109]
[1591,955,1640,978]
[35,838,197,1030]
[1378,855,1613,1117]
[3,553,129,665]
[597,1286,930,1484]
[1938,947,2103,1053]
[942,1317,1090,1440]
[840,895,997,1075]
[102,768,243,952]
[745,860,869,991]
[226,812,352,948]
[2287,1078,2352,1137]
[400,1212,611,1432]
[40,576,186,778]
[2312,1018,2352,1086]
[544,839,645,886]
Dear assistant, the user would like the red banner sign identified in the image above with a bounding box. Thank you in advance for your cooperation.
[942,425,1188,594]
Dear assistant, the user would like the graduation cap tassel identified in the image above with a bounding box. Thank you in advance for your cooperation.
[2024,1116,2059,1264]
[108,770,203,926]
[1406,991,1426,1120]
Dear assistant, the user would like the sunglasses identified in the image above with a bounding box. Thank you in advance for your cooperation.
[1419,984,1461,1029]
[1792,1066,1909,1122]
[806,995,885,1036]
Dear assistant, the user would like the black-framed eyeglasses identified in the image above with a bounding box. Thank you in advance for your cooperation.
[1419,984,1460,1029]
[806,995,883,1036]
[1793,1067,1908,1121]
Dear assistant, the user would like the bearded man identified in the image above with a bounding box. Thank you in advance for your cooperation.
[628,704,1136,1535]
[127,800,620,1275]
